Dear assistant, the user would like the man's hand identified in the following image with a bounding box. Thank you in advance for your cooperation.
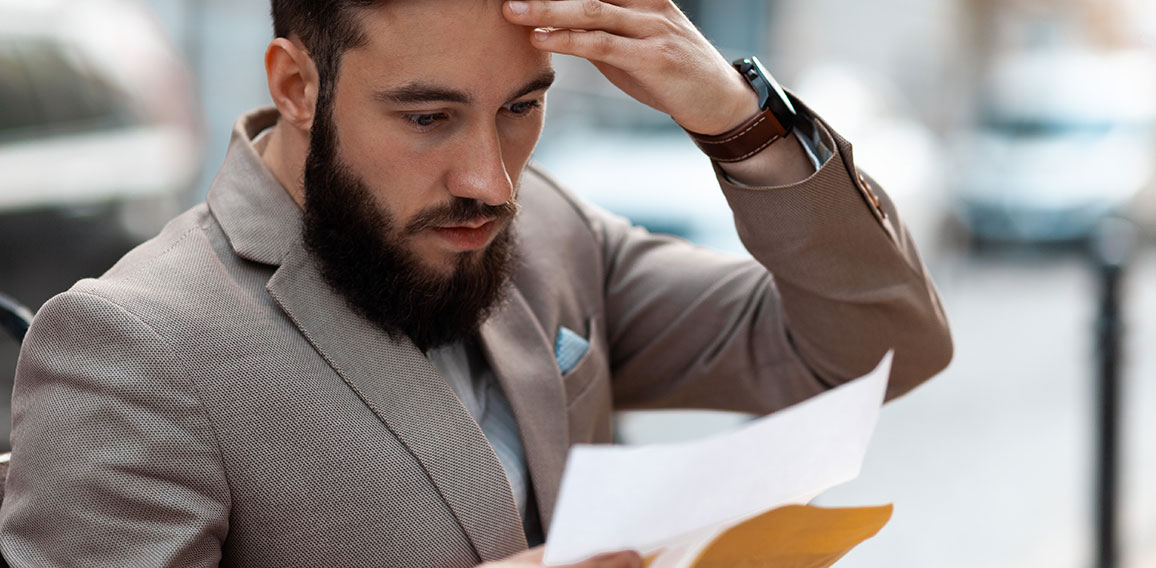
[502,0,761,136]
[481,546,643,568]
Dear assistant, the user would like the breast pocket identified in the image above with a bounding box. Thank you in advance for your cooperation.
[559,316,612,444]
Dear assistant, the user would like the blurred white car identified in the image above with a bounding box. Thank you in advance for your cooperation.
[0,0,203,238]
[536,129,744,255]
[952,49,1156,243]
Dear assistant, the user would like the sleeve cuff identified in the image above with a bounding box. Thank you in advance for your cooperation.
[794,114,833,170]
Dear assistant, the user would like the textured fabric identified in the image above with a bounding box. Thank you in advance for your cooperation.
[0,105,951,567]
[428,340,542,546]
[554,327,590,374]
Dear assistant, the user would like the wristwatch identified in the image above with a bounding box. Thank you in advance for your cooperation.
[686,56,802,163]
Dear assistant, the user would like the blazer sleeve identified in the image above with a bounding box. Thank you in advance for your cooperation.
[0,290,230,567]
[590,109,952,413]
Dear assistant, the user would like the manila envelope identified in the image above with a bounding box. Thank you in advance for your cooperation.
[645,504,893,568]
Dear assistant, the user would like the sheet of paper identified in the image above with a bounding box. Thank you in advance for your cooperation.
[543,351,893,566]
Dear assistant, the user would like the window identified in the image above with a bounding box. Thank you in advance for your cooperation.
[0,43,41,133]
[0,39,131,140]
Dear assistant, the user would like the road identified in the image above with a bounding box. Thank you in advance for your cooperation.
[821,247,1156,568]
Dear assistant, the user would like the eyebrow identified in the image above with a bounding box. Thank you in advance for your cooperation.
[508,70,556,102]
[374,69,556,106]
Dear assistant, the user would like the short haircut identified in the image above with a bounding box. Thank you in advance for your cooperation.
[270,0,383,102]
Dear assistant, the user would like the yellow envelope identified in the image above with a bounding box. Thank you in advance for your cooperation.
[644,504,893,568]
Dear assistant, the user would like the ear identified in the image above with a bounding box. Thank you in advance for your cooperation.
[265,37,320,132]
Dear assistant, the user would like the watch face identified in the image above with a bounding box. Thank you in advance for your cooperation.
[734,59,771,109]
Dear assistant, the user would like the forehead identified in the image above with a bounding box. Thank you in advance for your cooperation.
[343,0,550,96]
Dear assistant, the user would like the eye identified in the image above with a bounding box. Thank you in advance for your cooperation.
[503,100,542,116]
[404,112,449,131]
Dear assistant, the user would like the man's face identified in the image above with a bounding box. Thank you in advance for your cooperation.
[330,0,552,275]
[300,0,552,351]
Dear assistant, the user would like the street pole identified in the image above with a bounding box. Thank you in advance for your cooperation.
[1090,218,1136,568]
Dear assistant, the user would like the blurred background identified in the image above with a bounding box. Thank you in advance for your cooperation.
[2,0,1156,566]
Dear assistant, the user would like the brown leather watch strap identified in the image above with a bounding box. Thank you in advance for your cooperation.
[685,107,788,163]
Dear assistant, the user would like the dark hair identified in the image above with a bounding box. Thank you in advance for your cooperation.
[270,0,382,103]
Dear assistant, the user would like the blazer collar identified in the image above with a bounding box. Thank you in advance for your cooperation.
[478,294,569,534]
[267,243,529,562]
[206,107,302,266]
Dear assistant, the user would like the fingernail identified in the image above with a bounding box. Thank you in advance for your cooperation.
[533,28,550,42]
[508,1,528,15]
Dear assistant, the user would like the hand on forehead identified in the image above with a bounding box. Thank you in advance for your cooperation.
[501,0,762,136]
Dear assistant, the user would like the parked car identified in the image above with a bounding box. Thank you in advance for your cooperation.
[952,48,1156,243]
[0,0,203,239]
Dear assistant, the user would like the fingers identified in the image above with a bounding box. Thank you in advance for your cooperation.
[515,546,547,562]
[568,551,643,568]
[588,551,644,567]
[478,545,544,567]
[504,0,691,69]
[504,0,652,38]
[484,547,641,568]
[528,27,637,68]
[502,0,734,130]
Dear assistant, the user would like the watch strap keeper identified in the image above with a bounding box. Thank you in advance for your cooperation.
[684,107,789,163]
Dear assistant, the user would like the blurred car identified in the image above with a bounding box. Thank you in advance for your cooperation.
[952,48,1156,243]
[0,0,203,239]
[535,128,744,255]
[536,63,949,258]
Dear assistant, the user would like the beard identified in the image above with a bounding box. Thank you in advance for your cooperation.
[300,103,518,352]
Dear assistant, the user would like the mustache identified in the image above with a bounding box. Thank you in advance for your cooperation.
[405,198,520,234]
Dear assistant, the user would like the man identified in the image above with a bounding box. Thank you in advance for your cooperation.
[0,0,952,566]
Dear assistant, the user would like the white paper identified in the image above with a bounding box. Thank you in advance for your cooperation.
[543,351,893,566]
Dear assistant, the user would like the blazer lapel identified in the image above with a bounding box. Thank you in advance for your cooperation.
[266,244,528,562]
[478,287,569,534]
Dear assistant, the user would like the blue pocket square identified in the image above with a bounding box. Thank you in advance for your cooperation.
[554,326,589,374]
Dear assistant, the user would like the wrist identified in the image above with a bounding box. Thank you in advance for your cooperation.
[684,56,803,163]
[676,76,761,136]
[701,84,763,137]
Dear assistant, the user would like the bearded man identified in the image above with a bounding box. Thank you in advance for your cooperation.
[0,0,952,566]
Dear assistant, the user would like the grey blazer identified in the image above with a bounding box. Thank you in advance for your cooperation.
[0,107,951,567]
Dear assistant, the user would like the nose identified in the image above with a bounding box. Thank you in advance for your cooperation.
[446,126,514,207]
